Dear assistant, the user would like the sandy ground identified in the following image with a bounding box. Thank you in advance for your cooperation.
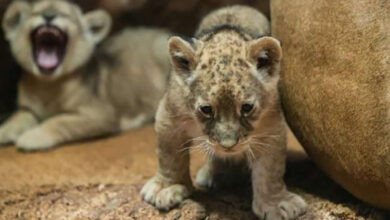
[0,126,388,220]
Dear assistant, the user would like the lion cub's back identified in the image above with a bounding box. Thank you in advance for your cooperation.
[195,5,270,37]
[102,28,170,74]
[100,28,171,127]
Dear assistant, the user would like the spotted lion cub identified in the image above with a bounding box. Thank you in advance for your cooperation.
[0,0,170,151]
[141,5,306,220]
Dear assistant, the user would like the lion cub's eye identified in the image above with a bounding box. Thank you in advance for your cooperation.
[199,105,213,117]
[241,104,254,116]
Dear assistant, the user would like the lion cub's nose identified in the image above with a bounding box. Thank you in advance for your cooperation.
[219,138,238,149]
[43,13,56,23]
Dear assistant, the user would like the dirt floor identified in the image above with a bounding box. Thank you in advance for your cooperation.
[0,126,389,220]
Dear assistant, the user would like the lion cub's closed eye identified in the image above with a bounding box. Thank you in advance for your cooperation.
[0,0,170,151]
[141,5,307,220]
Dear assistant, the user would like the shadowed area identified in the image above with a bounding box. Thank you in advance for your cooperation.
[0,126,388,219]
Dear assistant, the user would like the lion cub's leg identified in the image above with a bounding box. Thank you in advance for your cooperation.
[195,158,215,189]
[141,101,193,210]
[16,110,117,151]
[196,157,249,189]
[141,130,192,210]
[251,147,307,220]
[0,110,38,146]
[119,114,150,131]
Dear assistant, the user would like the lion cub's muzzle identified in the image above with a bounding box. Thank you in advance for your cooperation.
[31,25,67,74]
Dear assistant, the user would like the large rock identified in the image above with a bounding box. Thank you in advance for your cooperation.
[272,0,390,209]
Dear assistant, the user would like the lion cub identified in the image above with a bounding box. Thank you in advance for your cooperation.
[141,5,307,220]
[0,0,170,150]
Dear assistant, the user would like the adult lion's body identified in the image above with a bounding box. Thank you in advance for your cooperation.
[272,0,390,209]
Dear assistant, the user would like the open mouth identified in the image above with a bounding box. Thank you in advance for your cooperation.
[31,25,67,74]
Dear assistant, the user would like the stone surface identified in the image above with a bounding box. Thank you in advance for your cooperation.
[272,0,390,209]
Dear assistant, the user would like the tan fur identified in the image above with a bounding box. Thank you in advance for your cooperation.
[141,5,307,219]
[0,0,170,150]
[272,0,390,209]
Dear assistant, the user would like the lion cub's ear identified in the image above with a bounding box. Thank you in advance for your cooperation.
[248,36,282,77]
[84,9,112,44]
[2,1,31,40]
[168,36,202,82]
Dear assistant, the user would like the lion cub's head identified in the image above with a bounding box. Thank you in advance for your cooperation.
[168,29,282,156]
[2,0,111,80]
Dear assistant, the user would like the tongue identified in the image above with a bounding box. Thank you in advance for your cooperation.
[37,49,59,70]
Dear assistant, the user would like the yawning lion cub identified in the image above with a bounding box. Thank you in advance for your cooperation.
[0,0,170,150]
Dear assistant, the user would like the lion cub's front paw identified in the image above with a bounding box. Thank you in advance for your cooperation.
[0,126,21,146]
[0,129,13,146]
[141,175,191,211]
[16,128,57,151]
[253,192,307,220]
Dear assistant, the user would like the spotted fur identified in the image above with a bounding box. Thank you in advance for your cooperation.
[142,5,307,219]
